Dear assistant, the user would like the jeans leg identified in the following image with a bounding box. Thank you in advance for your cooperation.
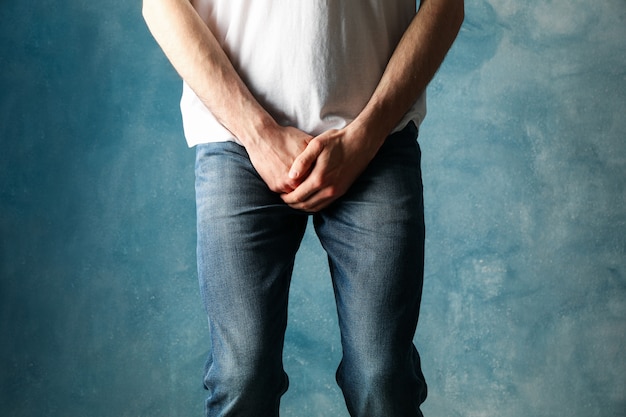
[195,142,308,417]
[314,124,428,417]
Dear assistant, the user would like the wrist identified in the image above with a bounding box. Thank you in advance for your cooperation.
[348,112,391,155]
[234,111,281,149]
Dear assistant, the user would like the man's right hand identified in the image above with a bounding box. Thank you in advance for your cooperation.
[143,1,315,195]
[244,125,314,194]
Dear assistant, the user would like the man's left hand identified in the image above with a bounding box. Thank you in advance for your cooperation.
[280,125,383,212]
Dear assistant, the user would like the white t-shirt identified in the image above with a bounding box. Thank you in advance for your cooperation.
[181,0,426,147]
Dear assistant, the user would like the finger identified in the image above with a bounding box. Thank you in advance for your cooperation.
[288,140,323,180]
[280,183,315,206]
[282,192,320,212]
[284,189,335,213]
[281,177,335,210]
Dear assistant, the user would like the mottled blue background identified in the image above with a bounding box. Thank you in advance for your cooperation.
[1,1,625,416]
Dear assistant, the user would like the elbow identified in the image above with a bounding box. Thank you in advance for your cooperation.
[456,1,465,28]
[446,0,465,38]
[141,0,160,24]
[141,0,151,23]
[422,0,465,33]
[457,1,465,27]
[450,0,465,32]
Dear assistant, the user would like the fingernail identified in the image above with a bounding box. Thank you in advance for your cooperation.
[289,170,298,179]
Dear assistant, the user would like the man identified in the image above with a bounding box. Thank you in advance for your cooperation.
[143,1,463,416]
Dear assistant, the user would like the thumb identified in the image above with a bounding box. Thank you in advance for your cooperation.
[289,139,323,180]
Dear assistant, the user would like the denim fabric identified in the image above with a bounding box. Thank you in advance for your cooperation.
[195,122,427,417]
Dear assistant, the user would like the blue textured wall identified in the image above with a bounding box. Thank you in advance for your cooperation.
[1,1,625,416]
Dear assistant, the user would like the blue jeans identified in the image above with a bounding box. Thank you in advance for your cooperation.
[195,122,427,417]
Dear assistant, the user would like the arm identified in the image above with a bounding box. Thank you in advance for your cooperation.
[282,0,464,212]
[142,0,311,192]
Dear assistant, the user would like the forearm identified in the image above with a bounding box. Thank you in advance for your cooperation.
[282,0,463,211]
[353,0,464,144]
[142,0,278,146]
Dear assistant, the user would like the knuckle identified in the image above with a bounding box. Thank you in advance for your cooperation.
[295,156,309,167]
[271,180,289,194]
[323,187,338,199]
[309,139,324,153]
[311,177,324,190]
[286,179,299,190]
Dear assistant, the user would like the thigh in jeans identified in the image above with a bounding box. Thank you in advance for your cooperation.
[195,142,308,416]
[314,124,427,416]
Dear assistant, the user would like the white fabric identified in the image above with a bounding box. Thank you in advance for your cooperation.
[181,0,426,147]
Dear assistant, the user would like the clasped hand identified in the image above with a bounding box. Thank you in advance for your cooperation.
[280,127,373,212]
[246,123,381,212]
